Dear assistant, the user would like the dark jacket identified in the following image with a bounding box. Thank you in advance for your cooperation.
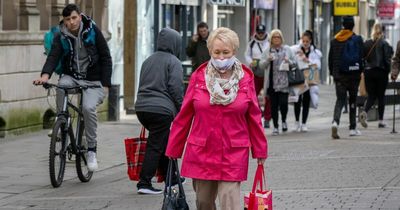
[186,37,210,70]
[328,30,363,81]
[364,38,393,73]
[135,28,184,117]
[42,14,112,87]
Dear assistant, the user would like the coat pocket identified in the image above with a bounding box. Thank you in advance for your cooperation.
[230,138,250,147]
[187,135,207,147]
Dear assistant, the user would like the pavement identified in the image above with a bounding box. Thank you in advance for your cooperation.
[0,84,400,210]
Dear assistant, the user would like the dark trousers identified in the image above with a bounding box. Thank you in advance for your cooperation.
[136,111,173,188]
[268,88,288,128]
[364,69,389,120]
[333,78,360,129]
[294,90,310,124]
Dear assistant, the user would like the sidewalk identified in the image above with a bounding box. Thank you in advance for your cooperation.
[0,84,399,209]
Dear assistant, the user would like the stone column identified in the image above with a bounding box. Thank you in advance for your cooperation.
[36,0,52,30]
[2,0,19,30]
[51,0,65,26]
[19,0,41,31]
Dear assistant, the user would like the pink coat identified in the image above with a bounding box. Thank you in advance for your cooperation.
[165,62,268,181]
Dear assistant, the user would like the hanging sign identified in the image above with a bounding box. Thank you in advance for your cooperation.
[208,0,245,7]
[333,0,359,16]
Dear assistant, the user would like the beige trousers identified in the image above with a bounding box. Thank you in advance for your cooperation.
[192,179,241,210]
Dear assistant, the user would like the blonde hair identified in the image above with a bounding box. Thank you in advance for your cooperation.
[371,22,383,41]
[269,29,285,45]
[207,27,240,52]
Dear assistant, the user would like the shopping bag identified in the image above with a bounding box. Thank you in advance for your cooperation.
[244,164,273,210]
[359,73,367,96]
[124,127,164,182]
[303,65,320,85]
[162,159,189,210]
[309,85,319,109]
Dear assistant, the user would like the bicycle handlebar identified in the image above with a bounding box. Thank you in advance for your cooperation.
[35,82,101,90]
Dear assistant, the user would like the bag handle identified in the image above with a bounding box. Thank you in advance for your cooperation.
[164,159,186,198]
[365,39,379,60]
[251,164,267,193]
[140,126,146,139]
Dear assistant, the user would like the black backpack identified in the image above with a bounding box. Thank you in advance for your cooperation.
[340,34,363,73]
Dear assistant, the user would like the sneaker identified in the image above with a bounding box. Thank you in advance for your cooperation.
[47,130,52,137]
[264,120,270,128]
[349,129,362,136]
[378,121,387,128]
[331,122,340,139]
[138,186,163,195]
[359,111,368,128]
[282,122,288,132]
[295,121,301,132]
[87,151,98,171]
[272,128,279,136]
[300,124,308,132]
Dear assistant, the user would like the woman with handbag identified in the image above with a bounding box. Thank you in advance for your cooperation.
[290,30,322,132]
[165,27,267,210]
[359,23,393,128]
[259,29,297,136]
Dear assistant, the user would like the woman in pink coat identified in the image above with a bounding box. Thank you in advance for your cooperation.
[165,27,268,210]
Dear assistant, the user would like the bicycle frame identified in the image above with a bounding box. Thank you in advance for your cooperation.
[57,88,85,160]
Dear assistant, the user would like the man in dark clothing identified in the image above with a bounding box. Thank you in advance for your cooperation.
[33,4,112,171]
[328,16,363,139]
[186,22,211,71]
[135,28,184,194]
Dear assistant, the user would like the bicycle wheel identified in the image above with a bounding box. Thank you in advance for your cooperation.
[76,123,93,182]
[49,118,67,188]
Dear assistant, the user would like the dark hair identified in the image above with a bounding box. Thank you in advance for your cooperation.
[342,16,355,30]
[62,4,81,17]
[197,22,208,30]
[302,30,315,47]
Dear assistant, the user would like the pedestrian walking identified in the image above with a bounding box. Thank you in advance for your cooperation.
[134,28,184,194]
[244,24,272,128]
[165,27,267,210]
[328,16,364,139]
[291,30,322,132]
[359,23,393,128]
[186,22,211,71]
[259,29,297,136]
[33,3,112,171]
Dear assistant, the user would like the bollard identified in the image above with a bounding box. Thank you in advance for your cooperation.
[108,84,120,121]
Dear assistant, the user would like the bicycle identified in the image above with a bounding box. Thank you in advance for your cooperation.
[37,82,101,188]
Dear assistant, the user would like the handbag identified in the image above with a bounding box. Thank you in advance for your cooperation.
[162,159,189,210]
[287,64,305,86]
[244,164,273,210]
[124,127,164,182]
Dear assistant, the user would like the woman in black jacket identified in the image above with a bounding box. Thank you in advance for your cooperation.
[359,23,393,128]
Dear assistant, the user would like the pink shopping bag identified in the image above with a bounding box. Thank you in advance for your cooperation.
[244,164,273,210]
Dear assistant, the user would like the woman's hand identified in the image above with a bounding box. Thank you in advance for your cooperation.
[257,158,266,165]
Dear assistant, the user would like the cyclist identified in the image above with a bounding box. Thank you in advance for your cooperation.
[33,4,112,172]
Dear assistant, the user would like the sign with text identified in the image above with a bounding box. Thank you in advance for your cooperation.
[333,0,358,16]
[253,0,274,9]
[208,0,245,7]
[377,2,395,18]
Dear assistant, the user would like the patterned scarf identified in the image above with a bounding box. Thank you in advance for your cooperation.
[205,58,244,105]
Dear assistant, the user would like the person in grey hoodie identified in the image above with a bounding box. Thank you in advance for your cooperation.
[134,28,184,194]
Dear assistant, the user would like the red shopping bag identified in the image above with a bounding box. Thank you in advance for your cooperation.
[124,127,164,182]
[244,164,273,210]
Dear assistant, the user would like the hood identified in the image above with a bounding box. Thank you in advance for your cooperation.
[335,29,354,42]
[157,28,182,58]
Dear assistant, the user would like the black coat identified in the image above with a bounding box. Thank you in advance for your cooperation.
[364,38,393,73]
[41,15,112,87]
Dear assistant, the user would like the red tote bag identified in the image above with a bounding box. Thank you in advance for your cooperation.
[124,127,164,182]
[244,164,273,210]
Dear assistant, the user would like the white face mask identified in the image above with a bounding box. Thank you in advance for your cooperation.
[210,57,236,73]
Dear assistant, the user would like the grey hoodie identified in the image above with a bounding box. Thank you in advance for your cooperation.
[135,28,184,116]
